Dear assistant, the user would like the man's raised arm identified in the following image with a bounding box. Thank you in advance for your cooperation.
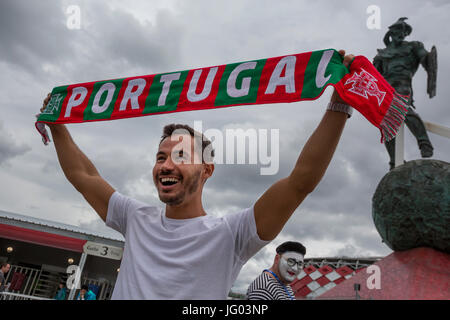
[254,51,354,241]
[41,94,115,222]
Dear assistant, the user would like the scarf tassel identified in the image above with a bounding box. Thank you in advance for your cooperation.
[379,93,409,143]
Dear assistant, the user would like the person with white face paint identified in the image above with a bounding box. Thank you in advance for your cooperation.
[247,241,306,300]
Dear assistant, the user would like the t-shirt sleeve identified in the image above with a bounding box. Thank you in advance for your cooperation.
[106,191,142,236]
[225,206,271,264]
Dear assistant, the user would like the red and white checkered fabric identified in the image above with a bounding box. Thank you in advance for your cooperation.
[291,264,358,299]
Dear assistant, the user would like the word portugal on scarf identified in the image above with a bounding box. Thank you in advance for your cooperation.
[36,49,408,145]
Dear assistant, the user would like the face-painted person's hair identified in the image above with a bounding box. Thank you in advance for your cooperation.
[276,241,306,256]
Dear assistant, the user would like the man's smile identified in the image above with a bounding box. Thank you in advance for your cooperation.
[157,174,184,192]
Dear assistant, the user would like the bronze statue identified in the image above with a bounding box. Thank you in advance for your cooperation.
[373,17,437,169]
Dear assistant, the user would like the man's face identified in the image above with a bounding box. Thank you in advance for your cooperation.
[278,251,304,283]
[80,289,87,295]
[153,134,207,206]
[1,264,10,273]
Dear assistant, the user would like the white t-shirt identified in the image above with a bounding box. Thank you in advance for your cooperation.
[106,191,270,300]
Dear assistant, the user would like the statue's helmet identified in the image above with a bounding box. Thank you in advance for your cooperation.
[388,17,412,36]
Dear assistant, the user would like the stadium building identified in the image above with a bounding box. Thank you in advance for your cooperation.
[0,209,123,300]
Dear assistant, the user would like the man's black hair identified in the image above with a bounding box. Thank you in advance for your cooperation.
[276,241,306,256]
[81,284,89,291]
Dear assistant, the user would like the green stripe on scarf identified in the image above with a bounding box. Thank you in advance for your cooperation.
[36,49,408,145]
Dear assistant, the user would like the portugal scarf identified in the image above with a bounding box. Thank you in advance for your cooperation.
[36,49,408,144]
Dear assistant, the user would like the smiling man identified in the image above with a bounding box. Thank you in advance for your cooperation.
[40,51,354,300]
[246,241,306,300]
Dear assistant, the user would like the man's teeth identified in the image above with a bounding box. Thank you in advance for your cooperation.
[161,177,179,183]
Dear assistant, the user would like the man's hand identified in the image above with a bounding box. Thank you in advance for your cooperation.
[41,92,51,113]
[331,50,355,104]
[40,93,63,129]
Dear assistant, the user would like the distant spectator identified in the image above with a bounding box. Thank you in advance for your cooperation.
[54,282,67,300]
[0,262,11,292]
[76,284,96,300]
[88,284,100,297]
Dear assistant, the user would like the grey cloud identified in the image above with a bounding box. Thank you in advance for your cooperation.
[0,1,73,74]
[0,0,183,81]
[0,122,31,165]
[80,3,183,74]
[77,214,124,241]
[92,148,152,192]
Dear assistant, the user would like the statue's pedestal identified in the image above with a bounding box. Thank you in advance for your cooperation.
[319,247,450,300]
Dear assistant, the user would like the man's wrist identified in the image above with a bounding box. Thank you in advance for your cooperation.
[327,101,353,118]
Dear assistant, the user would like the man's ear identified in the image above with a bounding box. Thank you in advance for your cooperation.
[202,163,214,181]
[274,253,281,265]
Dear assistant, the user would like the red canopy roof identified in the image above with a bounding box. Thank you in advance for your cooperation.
[0,223,87,253]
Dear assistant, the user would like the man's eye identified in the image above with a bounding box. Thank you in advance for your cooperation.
[178,151,189,159]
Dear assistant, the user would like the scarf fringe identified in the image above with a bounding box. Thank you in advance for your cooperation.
[35,115,50,145]
[379,93,409,143]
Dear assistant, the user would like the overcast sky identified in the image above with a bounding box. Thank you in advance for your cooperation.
[0,0,449,293]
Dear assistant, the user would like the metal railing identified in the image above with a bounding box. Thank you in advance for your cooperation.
[0,292,51,300]
[4,264,41,296]
[3,264,114,300]
[395,120,450,168]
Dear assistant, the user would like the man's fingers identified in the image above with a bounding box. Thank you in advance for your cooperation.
[344,54,355,62]
[343,54,355,68]
[41,92,51,113]
[338,50,355,68]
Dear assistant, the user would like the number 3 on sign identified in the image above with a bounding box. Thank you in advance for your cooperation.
[101,246,109,256]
